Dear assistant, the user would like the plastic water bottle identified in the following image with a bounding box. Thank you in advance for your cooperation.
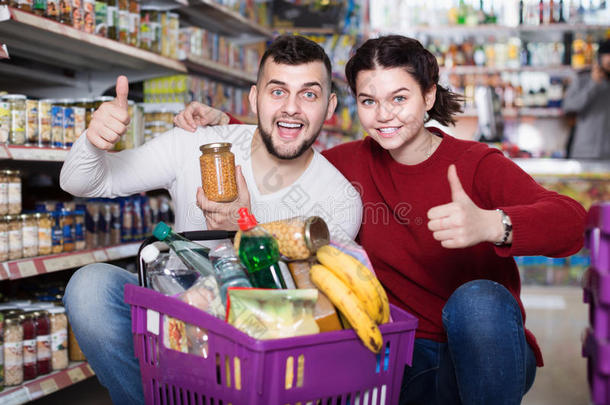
[209,242,252,305]
[152,222,216,279]
[142,244,184,296]
[237,208,286,289]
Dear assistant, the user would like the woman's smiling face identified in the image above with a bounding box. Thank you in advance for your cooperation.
[355,66,436,155]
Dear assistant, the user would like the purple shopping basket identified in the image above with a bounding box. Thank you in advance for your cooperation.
[583,202,610,405]
[125,285,418,405]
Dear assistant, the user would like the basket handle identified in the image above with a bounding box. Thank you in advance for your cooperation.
[137,230,236,287]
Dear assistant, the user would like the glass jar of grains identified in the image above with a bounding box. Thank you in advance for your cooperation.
[0,99,10,144]
[36,212,53,255]
[49,307,69,370]
[7,170,21,215]
[4,314,24,386]
[0,215,8,262]
[26,99,39,146]
[38,99,53,147]
[51,210,63,254]
[21,213,38,258]
[199,143,238,203]
[4,95,27,145]
[0,170,8,215]
[7,215,23,261]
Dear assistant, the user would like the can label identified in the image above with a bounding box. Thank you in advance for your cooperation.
[83,0,95,33]
[0,101,9,143]
[63,106,75,146]
[95,1,107,36]
[46,0,60,18]
[34,0,46,11]
[60,0,72,18]
[72,0,83,30]
[37,335,52,361]
[51,105,64,148]
[73,106,86,139]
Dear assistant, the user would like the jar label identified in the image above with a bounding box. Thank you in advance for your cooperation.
[9,229,22,250]
[73,107,86,138]
[8,182,20,205]
[37,335,52,360]
[23,339,37,365]
[107,6,117,27]
[51,330,68,351]
[39,226,52,249]
[75,221,85,241]
[46,0,60,17]
[23,225,37,249]
[0,182,7,204]
[63,223,74,244]
[119,10,129,32]
[10,110,25,133]
[5,341,23,367]
[0,231,7,254]
[52,226,63,247]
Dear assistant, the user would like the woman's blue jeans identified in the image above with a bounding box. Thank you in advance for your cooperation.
[400,279,537,405]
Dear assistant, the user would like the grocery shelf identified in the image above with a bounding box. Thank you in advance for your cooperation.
[400,23,609,36]
[0,6,186,76]
[1,242,141,281]
[184,55,257,85]
[177,0,272,41]
[0,362,94,405]
[460,107,564,118]
[0,145,70,162]
[275,26,338,34]
[440,65,586,76]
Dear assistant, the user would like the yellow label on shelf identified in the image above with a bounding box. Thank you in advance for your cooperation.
[40,378,59,395]
[68,367,86,383]
[43,252,94,272]
[17,261,38,278]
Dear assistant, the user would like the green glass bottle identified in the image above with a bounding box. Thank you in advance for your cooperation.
[237,208,286,289]
[152,222,214,278]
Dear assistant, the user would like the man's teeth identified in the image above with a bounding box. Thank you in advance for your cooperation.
[379,127,399,133]
[278,122,303,128]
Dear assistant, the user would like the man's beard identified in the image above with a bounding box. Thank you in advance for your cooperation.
[257,120,322,160]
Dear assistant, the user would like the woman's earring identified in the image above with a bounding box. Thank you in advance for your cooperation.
[424,111,430,122]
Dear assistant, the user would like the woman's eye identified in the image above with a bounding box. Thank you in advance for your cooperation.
[393,95,406,103]
[272,89,284,97]
[361,99,375,106]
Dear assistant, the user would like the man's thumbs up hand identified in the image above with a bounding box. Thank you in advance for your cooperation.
[427,165,504,249]
[86,75,131,150]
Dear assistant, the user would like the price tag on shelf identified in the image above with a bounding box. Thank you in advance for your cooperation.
[16,260,38,278]
[0,387,31,405]
[40,378,59,395]
[0,145,10,159]
[8,146,67,161]
[68,367,86,383]
[43,252,94,272]
[106,243,139,260]
[92,249,108,262]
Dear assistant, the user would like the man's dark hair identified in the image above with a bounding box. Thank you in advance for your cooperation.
[599,39,610,56]
[257,35,333,87]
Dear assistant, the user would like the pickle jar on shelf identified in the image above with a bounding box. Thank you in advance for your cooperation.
[0,170,8,215]
[4,314,24,386]
[4,95,27,145]
[37,212,53,255]
[199,143,238,203]
[21,213,38,258]
[7,170,21,215]
[0,215,8,262]
[7,214,23,261]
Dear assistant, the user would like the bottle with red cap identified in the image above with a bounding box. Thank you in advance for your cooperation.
[237,208,286,289]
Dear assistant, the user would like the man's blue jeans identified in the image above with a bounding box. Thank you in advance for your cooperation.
[64,263,144,405]
[400,279,537,405]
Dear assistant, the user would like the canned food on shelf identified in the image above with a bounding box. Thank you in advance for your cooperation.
[38,99,54,147]
[26,99,39,146]
[7,170,21,215]
[7,214,23,261]
[21,213,38,258]
[3,94,27,145]
[0,99,10,144]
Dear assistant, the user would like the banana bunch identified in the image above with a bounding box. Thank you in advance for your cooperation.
[310,245,390,353]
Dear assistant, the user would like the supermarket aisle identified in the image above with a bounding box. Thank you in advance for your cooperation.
[522,286,590,405]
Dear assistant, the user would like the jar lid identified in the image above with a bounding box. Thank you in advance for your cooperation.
[60,98,76,104]
[2,94,27,100]
[304,216,330,253]
[4,169,20,175]
[39,99,56,103]
[75,98,94,103]
[4,315,22,325]
[200,142,232,152]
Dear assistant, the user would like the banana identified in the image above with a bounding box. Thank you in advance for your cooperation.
[316,245,390,324]
[310,264,382,353]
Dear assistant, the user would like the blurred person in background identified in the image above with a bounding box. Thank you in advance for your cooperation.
[563,39,610,159]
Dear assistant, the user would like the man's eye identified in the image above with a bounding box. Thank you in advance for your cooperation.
[303,91,317,99]
[272,89,284,96]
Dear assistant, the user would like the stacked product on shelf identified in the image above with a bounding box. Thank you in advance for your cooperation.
[582,202,610,405]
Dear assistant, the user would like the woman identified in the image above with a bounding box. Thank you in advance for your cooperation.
[175,35,586,405]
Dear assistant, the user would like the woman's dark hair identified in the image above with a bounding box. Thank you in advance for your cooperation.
[345,35,463,126]
[258,35,333,88]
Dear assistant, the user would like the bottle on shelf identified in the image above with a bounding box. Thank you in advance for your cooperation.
[236,207,286,289]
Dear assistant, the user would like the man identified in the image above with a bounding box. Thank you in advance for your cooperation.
[563,39,610,159]
[60,35,362,404]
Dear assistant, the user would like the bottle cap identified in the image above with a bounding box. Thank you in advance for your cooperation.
[153,221,171,241]
[141,245,160,264]
[237,207,257,231]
